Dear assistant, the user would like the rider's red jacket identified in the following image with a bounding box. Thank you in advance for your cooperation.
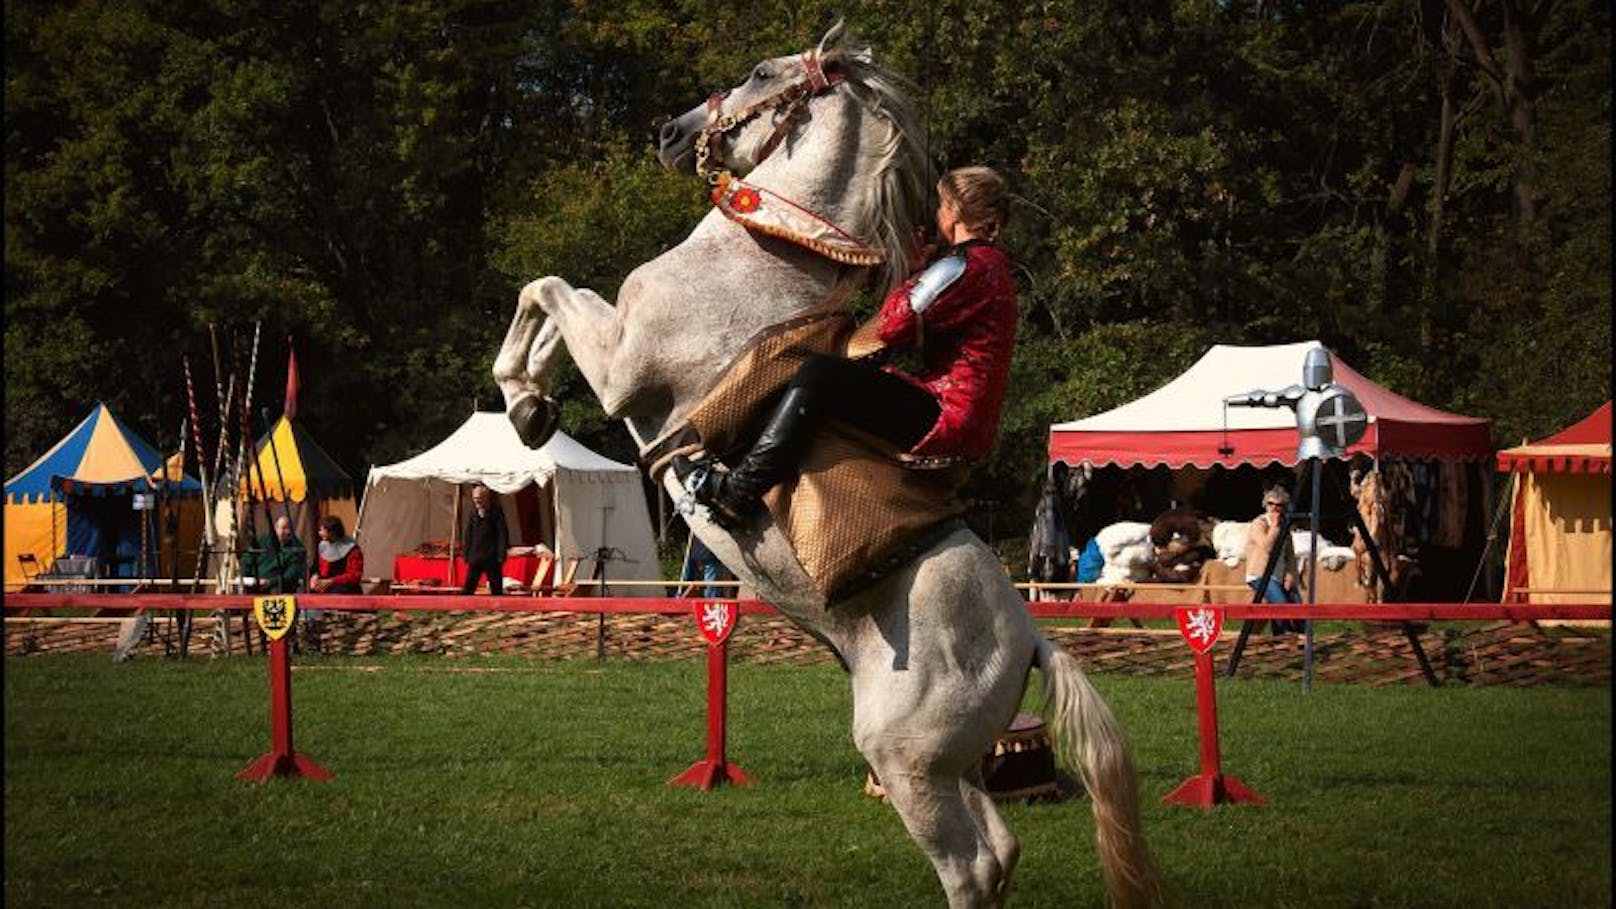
[876,239,1019,461]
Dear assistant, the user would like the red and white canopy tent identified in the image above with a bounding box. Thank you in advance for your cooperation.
[1496,402,1611,604]
[1048,341,1494,468]
[1047,342,1496,601]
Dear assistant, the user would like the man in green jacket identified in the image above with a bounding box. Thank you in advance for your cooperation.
[247,515,306,595]
[245,514,316,651]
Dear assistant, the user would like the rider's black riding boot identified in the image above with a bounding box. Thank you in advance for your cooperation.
[675,385,819,529]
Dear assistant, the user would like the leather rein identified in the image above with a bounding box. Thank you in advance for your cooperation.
[695,50,844,185]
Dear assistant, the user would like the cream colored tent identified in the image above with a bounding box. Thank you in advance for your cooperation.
[1496,402,1611,604]
[357,412,662,594]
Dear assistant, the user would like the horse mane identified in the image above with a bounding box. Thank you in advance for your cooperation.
[833,39,933,292]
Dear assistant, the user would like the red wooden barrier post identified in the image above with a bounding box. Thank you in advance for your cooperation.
[669,601,751,790]
[1163,606,1265,810]
[237,596,332,783]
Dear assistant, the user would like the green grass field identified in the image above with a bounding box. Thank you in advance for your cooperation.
[5,653,1610,907]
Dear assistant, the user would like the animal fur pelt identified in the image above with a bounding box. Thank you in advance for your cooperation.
[1093,521,1154,583]
[1028,462,1071,585]
[1147,507,1217,582]
[1289,529,1357,571]
[1212,520,1249,567]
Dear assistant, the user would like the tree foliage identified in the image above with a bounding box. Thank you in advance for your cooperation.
[6,0,1608,537]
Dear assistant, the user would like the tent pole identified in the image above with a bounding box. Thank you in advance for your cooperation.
[354,470,373,531]
[1465,468,1514,604]
[657,481,668,545]
[1303,457,1322,692]
[450,483,461,587]
[596,504,612,659]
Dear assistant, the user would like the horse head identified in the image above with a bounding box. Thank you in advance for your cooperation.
[655,21,928,291]
[657,20,861,177]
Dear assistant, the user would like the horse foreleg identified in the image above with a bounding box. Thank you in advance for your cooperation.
[524,275,649,416]
[499,275,653,442]
[493,289,565,448]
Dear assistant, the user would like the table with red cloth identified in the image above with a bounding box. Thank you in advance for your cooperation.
[392,552,552,591]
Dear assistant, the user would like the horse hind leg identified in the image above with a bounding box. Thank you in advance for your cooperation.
[960,768,1020,903]
[868,758,1008,909]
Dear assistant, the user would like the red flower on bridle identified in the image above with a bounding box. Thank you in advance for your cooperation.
[729,185,762,213]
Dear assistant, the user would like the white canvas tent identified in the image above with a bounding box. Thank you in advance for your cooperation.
[357,412,662,594]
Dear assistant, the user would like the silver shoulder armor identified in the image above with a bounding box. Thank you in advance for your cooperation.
[908,252,967,315]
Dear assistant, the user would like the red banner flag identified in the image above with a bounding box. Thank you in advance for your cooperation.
[284,342,300,419]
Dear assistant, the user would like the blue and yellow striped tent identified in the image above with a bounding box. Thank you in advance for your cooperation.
[4,403,202,589]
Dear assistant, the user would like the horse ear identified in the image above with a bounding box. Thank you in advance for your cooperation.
[816,18,846,57]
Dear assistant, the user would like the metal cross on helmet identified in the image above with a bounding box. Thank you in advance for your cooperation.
[1225,346,1368,460]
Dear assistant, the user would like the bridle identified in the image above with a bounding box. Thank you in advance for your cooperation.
[692,47,884,269]
[694,49,845,184]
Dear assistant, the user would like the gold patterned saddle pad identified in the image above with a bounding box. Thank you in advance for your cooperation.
[671,306,968,600]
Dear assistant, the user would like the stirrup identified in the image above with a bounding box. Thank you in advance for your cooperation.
[673,456,749,530]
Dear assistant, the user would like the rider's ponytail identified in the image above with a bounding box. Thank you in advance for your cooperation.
[938,166,1010,244]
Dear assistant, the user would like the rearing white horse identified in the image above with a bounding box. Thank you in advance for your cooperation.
[494,23,1161,909]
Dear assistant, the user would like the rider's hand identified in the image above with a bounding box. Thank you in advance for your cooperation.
[910,227,937,271]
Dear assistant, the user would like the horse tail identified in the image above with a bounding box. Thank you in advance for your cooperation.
[1035,638,1164,909]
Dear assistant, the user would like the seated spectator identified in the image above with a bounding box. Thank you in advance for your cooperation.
[1244,486,1302,633]
[245,515,306,595]
[310,515,363,594]
[305,514,363,653]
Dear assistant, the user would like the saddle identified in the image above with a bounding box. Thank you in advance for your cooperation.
[645,304,968,601]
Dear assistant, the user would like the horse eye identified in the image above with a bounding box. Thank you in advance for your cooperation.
[752,65,773,81]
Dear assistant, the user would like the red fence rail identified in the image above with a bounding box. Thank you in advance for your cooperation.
[5,593,1606,792]
[3,592,1609,622]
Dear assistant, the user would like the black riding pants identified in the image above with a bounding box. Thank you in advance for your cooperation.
[788,354,940,452]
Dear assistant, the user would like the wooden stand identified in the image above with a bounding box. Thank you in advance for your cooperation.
[237,635,332,782]
[668,639,750,790]
[1163,649,1265,810]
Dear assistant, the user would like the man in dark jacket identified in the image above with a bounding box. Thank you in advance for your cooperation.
[460,484,510,595]
[247,515,307,594]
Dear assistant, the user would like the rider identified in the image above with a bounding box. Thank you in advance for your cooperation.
[675,165,1018,529]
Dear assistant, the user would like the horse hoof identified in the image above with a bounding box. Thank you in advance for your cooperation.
[510,395,561,449]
